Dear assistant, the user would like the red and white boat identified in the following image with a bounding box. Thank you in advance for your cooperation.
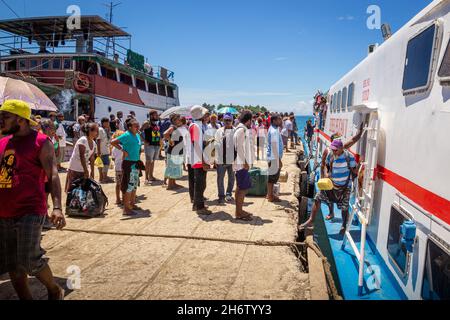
[0,15,180,123]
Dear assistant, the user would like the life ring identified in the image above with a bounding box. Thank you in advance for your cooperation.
[73,74,90,93]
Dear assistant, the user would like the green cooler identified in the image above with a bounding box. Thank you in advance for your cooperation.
[248,167,268,196]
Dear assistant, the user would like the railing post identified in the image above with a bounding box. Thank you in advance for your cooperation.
[358,222,367,296]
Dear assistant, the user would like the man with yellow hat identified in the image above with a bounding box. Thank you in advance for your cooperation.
[0,100,65,300]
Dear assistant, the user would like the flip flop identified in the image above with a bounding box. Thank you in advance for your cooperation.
[325,215,335,221]
[236,214,253,221]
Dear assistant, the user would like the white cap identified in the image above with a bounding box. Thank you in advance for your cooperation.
[190,105,209,120]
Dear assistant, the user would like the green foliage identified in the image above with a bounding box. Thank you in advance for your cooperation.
[201,103,268,114]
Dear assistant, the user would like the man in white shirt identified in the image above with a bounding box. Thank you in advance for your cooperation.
[97,118,112,183]
[56,113,67,172]
[233,111,255,221]
[116,111,125,131]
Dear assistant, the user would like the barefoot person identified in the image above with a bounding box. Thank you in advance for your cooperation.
[300,139,358,234]
[233,110,254,221]
[111,119,142,216]
[321,123,364,221]
[267,114,284,203]
[0,100,66,300]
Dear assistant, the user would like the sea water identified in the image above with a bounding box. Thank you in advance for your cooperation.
[295,115,314,136]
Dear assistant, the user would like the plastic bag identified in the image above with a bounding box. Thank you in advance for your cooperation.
[94,156,104,168]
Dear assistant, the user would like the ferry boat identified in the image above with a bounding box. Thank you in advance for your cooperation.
[0,15,180,123]
[308,0,450,300]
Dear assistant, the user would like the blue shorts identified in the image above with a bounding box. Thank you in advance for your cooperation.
[236,169,252,191]
[101,155,111,166]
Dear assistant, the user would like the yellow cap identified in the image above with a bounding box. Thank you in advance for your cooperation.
[0,100,38,126]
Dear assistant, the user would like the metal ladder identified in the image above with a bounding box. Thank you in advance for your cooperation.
[341,116,380,296]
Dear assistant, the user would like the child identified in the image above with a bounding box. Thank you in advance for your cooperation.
[111,130,125,205]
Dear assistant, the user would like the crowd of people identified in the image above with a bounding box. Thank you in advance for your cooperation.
[0,98,312,300]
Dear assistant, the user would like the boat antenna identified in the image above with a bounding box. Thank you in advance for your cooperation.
[0,0,21,18]
[103,1,122,24]
[103,1,122,59]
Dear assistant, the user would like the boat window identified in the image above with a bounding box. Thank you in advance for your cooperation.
[52,58,61,70]
[136,78,147,91]
[342,87,348,112]
[387,206,411,276]
[337,91,341,112]
[167,86,174,98]
[402,23,437,93]
[158,83,166,96]
[329,95,333,113]
[120,73,133,86]
[148,82,157,94]
[422,238,450,300]
[438,38,450,78]
[348,83,355,107]
[30,59,38,70]
[42,58,50,70]
[333,93,337,112]
[63,58,72,70]
[18,59,27,70]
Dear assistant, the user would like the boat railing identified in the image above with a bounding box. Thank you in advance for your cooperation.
[0,31,175,83]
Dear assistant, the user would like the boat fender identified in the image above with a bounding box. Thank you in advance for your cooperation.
[400,220,416,253]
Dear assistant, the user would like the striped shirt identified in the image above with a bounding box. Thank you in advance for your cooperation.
[326,151,357,187]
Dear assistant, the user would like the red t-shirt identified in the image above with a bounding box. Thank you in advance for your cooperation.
[0,131,49,218]
[189,124,203,169]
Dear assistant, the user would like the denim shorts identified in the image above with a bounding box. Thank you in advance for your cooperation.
[144,145,160,162]
[0,214,48,276]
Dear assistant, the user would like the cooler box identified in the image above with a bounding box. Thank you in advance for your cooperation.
[248,167,268,196]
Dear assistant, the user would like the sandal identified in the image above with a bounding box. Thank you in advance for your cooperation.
[236,214,253,221]
[325,215,335,221]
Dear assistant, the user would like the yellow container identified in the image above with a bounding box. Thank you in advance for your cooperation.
[317,178,334,191]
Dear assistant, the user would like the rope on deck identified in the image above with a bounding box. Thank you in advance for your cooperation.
[62,228,307,248]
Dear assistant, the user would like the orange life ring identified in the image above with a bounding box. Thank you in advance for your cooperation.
[73,74,90,93]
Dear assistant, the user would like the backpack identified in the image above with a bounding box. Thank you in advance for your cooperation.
[66,178,108,217]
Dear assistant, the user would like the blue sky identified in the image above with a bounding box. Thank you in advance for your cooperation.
[0,0,433,114]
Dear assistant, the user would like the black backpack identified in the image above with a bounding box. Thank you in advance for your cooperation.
[66,178,108,217]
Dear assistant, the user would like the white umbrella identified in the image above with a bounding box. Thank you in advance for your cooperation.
[160,106,192,119]
[0,76,58,111]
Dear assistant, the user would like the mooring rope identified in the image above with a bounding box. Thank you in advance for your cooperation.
[62,227,307,247]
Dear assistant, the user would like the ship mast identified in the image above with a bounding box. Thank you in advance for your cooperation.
[103,1,121,59]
